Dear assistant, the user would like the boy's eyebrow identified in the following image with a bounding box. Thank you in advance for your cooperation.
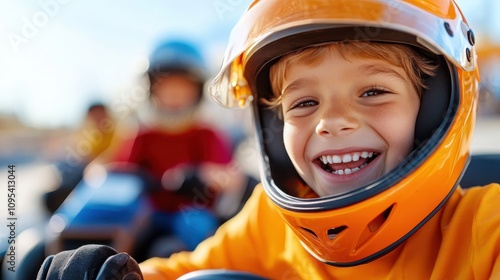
[282,77,317,96]
[356,64,406,81]
[281,64,406,98]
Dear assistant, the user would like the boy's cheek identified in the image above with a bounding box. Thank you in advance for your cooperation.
[283,128,300,156]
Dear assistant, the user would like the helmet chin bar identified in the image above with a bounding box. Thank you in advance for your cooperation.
[291,151,470,267]
[303,180,457,267]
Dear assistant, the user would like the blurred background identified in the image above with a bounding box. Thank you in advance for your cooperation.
[0,1,259,270]
[0,0,499,269]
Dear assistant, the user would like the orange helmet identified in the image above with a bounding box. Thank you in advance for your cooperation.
[209,0,479,266]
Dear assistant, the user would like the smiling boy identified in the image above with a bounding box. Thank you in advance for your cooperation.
[36,1,500,279]
[138,0,500,278]
[269,42,436,196]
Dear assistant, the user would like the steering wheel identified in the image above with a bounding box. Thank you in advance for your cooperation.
[178,269,269,280]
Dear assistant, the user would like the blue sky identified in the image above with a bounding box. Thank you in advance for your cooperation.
[0,0,252,127]
[0,0,498,128]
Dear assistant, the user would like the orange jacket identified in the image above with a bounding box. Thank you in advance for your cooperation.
[140,183,500,279]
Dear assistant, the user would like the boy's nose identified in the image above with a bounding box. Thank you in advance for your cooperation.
[315,107,359,136]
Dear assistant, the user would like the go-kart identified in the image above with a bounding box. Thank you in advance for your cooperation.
[0,163,256,280]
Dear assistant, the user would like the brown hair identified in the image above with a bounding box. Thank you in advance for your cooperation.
[264,41,437,108]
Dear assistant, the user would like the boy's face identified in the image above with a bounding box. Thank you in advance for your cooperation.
[280,51,420,197]
[151,74,200,113]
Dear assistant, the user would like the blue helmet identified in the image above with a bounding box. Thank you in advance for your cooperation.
[147,39,207,92]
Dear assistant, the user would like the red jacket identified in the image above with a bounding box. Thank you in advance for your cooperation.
[114,125,232,211]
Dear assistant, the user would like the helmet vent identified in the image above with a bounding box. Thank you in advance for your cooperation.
[368,205,394,233]
[327,226,347,240]
[299,227,318,238]
[355,204,395,251]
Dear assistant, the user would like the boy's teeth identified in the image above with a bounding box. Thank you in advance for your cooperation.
[352,153,360,161]
[342,154,352,163]
[332,155,341,163]
[320,152,374,164]
[327,155,332,164]
[331,164,367,175]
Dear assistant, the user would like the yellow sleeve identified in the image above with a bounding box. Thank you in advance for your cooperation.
[433,183,500,279]
[139,184,281,279]
[469,184,500,279]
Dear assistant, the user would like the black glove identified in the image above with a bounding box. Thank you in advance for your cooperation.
[175,169,208,197]
[162,167,209,197]
[36,244,143,280]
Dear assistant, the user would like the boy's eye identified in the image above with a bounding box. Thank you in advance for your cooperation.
[290,99,318,110]
[361,87,390,97]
